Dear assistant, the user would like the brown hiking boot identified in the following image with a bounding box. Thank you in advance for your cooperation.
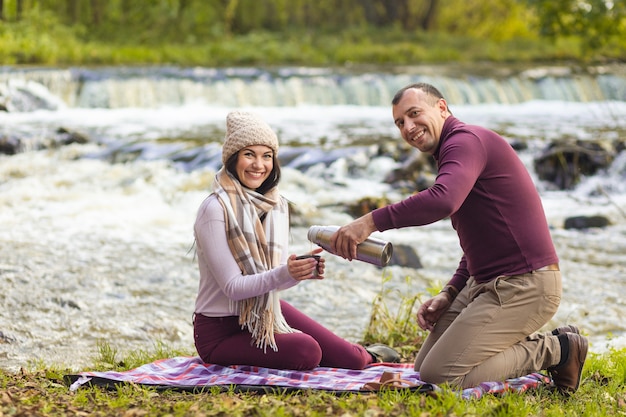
[552,325,580,336]
[548,333,588,395]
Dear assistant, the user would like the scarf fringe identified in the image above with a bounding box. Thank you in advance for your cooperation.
[239,292,297,352]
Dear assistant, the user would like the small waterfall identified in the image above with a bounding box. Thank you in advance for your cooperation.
[1,65,625,111]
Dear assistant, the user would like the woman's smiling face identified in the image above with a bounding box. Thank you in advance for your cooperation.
[235,145,274,190]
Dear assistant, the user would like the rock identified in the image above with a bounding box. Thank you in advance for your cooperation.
[509,139,528,152]
[534,140,614,190]
[388,244,422,269]
[51,297,81,310]
[0,331,16,344]
[564,215,611,229]
[0,135,22,155]
[345,196,392,218]
[374,140,415,163]
[0,79,63,112]
[283,146,371,173]
[56,127,89,146]
[0,128,90,156]
[171,144,223,172]
[384,152,436,192]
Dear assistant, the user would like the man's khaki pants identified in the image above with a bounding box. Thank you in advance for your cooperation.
[414,270,562,388]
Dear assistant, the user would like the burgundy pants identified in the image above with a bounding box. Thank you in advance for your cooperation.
[194,300,373,370]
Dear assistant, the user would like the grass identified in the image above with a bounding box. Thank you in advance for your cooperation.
[11,33,617,68]
[2,278,626,416]
[1,12,624,67]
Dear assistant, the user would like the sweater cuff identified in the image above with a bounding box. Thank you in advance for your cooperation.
[371,207,390,232]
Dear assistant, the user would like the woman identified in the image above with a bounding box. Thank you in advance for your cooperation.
[193,111,399,370]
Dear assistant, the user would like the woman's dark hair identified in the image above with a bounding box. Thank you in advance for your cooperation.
[225,150,281,195]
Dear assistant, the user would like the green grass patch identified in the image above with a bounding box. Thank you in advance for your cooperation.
[1,15,624,67]
[2,275,626,415]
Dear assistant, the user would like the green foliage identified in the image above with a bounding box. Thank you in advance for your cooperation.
[2,281,626,415]
[0,0,624,66]
[0,8,84,64]
[524,0,626,54]
[4,345,626,415]
[361,271,430,362]
[437,0,538,41]
[586,348,626,387]
[92,339,195,372]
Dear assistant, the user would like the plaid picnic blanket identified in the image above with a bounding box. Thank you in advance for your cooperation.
[65,356,552,399]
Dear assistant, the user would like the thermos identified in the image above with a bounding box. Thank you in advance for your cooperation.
[307,225,393,267]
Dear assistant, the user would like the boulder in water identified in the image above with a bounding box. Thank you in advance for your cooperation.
[346,196,393,218]
[564,215,611,229]
[534,139,614,190]
[388,244,423,269]
[383,152,436,192]
[0,135,22,155]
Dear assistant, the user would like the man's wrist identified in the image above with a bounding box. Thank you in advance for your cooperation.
[361,213,378,234]
[439,284,459,301]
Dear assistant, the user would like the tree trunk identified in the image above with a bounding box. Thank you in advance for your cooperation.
[382,0,402,25]
[360,0,380,25]
[224,0,239,35]
[120,0,131,24]
[91,0,101,25]
[381,0,410,28]
[420,0,438,30]
[66,0,78,24]
[177,0,189,20]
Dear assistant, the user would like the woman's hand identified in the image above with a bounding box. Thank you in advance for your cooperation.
[287,248,325,280]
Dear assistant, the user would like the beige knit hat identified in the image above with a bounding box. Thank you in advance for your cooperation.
[222,111,279,164]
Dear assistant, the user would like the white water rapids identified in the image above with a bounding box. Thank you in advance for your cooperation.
[1,75,626,372]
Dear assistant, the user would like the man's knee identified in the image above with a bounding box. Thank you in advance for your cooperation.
[419,362,464,387]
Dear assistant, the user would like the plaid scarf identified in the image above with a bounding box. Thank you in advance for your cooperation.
[213,168,295,352]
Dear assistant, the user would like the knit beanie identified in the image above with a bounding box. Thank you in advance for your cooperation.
[222,111,279,165]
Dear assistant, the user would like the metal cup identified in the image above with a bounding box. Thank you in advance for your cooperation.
[295,254,321,276]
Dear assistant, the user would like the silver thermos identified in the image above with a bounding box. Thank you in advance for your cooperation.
[307,225,393,267]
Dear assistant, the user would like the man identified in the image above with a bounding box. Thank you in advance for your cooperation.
[330,83,587,394]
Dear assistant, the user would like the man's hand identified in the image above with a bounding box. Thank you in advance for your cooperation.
[417,293,452,331]
[329,213,377,260]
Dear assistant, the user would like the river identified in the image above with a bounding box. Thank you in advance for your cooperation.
[1,65,625,372]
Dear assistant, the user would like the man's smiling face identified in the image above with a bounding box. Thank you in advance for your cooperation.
[392,88,449,155]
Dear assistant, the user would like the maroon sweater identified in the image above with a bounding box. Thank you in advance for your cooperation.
[372,117,558,290]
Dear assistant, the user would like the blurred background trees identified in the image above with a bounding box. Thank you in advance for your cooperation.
[0,0,624,65]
